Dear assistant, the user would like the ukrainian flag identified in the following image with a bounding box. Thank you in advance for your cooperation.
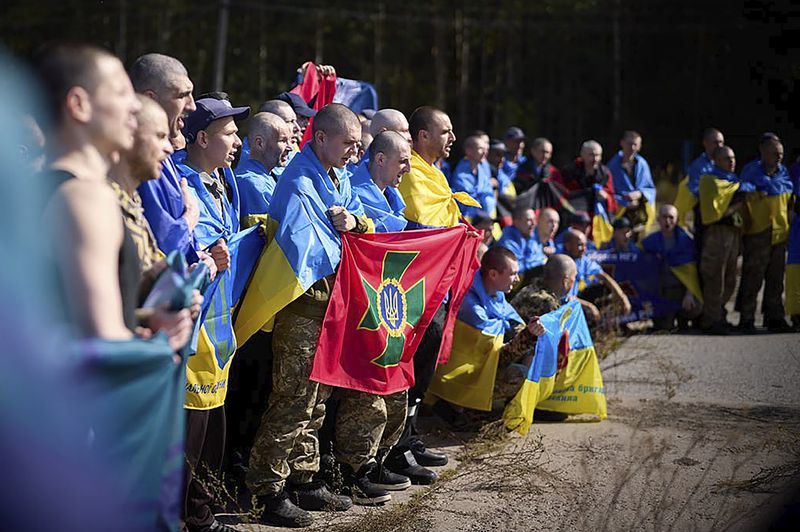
[674,176,697,227]
[234,144,373,346]
[398,150,480,228]
[786,213,800,316]
[741,160,793,245]
[699,167,758,225]
[640,226,703,302]
[503,300,607,435]
[428,271,523,411]
[592,184,614,247]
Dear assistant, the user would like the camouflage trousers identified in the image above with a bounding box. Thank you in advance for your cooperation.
[334,389,408,471]
[700,224,740,328]
[246,309,330,496]
[739,229,786,322]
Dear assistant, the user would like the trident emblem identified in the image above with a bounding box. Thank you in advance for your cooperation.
[358,251,425,367]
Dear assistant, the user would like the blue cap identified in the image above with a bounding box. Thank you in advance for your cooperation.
[183,98,250,144]
[275,92,317,118]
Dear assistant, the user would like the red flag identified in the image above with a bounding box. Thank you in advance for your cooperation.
[311,226,480,395]
[291,62,337,149]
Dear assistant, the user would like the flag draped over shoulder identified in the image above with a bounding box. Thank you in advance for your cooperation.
[350,162,408,232]
[503,300,607,435]
[607,151,657,228]
[428,271,523,411]
[234,145,371,346]
[676,153,714,227]
[398,150,480,228]
[698,167,754,225]
[77,335,184,530]
[741,160,793,245]
[640,227,703,302]
[310,226,480,395]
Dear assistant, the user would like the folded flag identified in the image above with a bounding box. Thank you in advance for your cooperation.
[310,226,480,395]
[503,300,607,435]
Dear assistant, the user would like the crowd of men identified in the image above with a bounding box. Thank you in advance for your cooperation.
[21,42,799,532]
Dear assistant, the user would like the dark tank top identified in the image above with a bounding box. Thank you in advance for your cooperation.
[51,170,141,332]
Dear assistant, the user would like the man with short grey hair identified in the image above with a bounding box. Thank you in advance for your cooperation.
[558,139,617,239]
[130,53,201,262]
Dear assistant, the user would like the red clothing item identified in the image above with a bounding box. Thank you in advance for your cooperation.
[291,62,337,148]
[556,157,618,214]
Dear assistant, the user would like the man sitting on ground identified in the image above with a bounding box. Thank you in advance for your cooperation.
[563,229,632,322]
[451,134,495,219]
[641,204,703,330]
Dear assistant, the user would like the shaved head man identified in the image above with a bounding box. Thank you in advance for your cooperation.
[543,254,578,298]
[367,130,411,191]
[235,112,292,215]
[370,109,411,145]
[537,208,560,255]
[409,106,455,164]
[259,99,300,147]
[249,112,293,171]
[559,140,616,232]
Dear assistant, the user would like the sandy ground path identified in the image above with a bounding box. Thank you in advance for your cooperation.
[232,327,800,532]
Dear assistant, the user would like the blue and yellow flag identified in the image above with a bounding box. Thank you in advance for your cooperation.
[398,150,480,228]
[428,271,523,411]
[741,159,793,245]
[592,184,615,246]
[608,151,657,228]
[698,167,754,225]
[234,144,373,346]
[503,300,607,435]
[675,152,714,226]
[640,226,703,302]
[786,213,800,316]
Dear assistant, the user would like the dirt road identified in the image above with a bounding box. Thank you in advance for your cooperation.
[235,329,800,532]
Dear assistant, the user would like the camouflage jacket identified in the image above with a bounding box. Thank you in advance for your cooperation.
[499,278,561,367]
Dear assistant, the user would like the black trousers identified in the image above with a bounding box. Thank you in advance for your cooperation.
[396,303,447,448]
[184,406,226,529]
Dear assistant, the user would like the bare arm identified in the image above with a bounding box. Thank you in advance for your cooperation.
[599,271,632,315]
[48,180,133,340]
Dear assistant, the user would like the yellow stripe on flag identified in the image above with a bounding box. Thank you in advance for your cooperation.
[671,262,704,303]
[536,347,607,418]
[233,240,306,346]
[699,174,739,225]
[503,375,556,435]
[428,320,503,412]
[592,214,614,247]
[674,176,697,227]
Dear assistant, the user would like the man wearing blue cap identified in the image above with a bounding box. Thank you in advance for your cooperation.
[276,91,317,140]
[176,96,250,532]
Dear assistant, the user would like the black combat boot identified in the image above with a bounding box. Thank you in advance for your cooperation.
[286,480,352,512]
[371,451,411,490]
[256,491,314,528]
[384,448,438,485]
[342,463,392,505]
[409,438,448,467]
